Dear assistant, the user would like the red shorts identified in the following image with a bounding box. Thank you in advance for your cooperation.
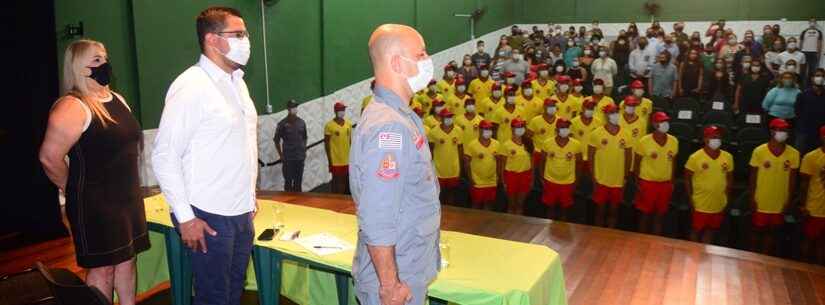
[542,180,575,208]
[692,211,724,231]
[592,183,623,206]
[470,186,497,204]
[329,165,349,175]
[504,170,532,195]
[438,177,461,189]
[634,179,673,215]
[752,212,784,229]
[803,216,825,239]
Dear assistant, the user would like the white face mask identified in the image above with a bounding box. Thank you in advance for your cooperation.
[584,109,594,118]
[608,113,620,125]
[657,122,669,133]
[401,56,434,93]
[480,70,489,77]
[558,128,571,137]
[506,96,516,104]
[593,85,604,94]
[288,108,298,115]
[708,138,722,150]
[751,66,762,73]
[514,127,525,137]
[335,111,345,119]
[555,66,564,72]
[774,131,788,143]
[633,89,644,97]
[814,76,824,85]
[513,54,523,61]
[506,78,516,84]
[446,71,456,78]
[219,36,251,66]
[524,88,533,96]
[546,106,556,115]
[787,42,798,50]
[539,70,549,77]
[444,118,453,126]
[464,104,475,112]
[584,50,592,56]
[434,106,444,113]
[572,61,580,67]
[574,85,583,93]
[492,90,502,98]
[482,129,493,139]
[558,84,570,93]
[457,85,466,93]
[428,85,437,92]
[625,106,636,114]
[742,62,751,69]
[599,51,607,57]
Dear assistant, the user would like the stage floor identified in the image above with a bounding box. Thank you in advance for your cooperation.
[2,191,825,305]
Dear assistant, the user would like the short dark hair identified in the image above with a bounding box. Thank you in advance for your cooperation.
[196,6,242,52]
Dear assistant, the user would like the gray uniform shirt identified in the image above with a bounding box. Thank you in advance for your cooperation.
[502,59,530,84]
[274,116,307,160]
[349,85,441,291]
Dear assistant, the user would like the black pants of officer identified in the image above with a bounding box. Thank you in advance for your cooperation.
[282,159,305,192]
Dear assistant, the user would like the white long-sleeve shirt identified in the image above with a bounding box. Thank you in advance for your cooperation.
[151,55,258,223]
[628,48,653,77]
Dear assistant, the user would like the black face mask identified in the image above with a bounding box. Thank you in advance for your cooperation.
[89,62,112,86]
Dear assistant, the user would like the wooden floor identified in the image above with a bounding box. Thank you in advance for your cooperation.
[2,190,825,305]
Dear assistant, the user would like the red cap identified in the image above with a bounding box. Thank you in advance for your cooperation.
[593,79,605,86]
[819,125,825,137]
[602,102,618,113]
[464,98,476,105]
[428,79,437,86]
[503,71,515,78]
[624,95,641,106]
[556,75,571,84]
[703,125,722,138]
[544,98,558,106]
[521,80,532,87]
[511,118,526,128]
[454,78,466,86]
[492,83,502,90]
[506,87,518,96]
[438,108,454,117]
[572,78,583,86]
[432,99,445,106]
[537,64,550,71]
[630,80,645,89]
[334,102,346,111]
[556,118,572,128]
[479,119,494,129]
[651,111,670,123]
[413,106,423,115]
[583,98,597,109]
[769,118,790,130]
[479,64,489,70]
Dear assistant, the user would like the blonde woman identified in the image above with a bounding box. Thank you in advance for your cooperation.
[39,39,147,305]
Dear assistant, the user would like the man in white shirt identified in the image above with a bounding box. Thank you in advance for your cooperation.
[151,7,258,305]
[800,18,823,82]
[629,37,654,93]
[776,38,806,77]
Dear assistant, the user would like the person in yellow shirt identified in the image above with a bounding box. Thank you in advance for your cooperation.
[570,77,588,112]
[455,98,483,145]
[423,99,445,129]
[571,99,603,205]
[502,71,518,92]
[468,64,494,102]
[416,80,442,114]
[526,98,558,166]
[479,83,504,118]
[685,125,734,243]
[436,65,457,97]
[446,77,471,116]
[588,103,632,228]
[551,76,577,120]
[464,120,501,210]
[497,118,532,215]
[360,80,376,114]
[748,118,800,255]
[633,112,678,235]
[620,80,654,125]
[800,126,825,264]
[532,64,556,100]
[516,79,543,121]
[538,119,582,220]
[324,102,353,194]
[490,87,523,143]
[591,79,616,123]
[428,108,464,205]
[619,95,649,151]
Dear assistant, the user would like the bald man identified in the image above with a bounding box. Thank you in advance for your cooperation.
[349,24,441,305]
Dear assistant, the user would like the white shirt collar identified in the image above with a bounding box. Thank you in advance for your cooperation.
[198,54,245,82]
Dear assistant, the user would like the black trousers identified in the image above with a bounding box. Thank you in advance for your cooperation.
[282,159,305,192]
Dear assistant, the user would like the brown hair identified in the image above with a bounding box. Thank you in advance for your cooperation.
[196,6,242,52]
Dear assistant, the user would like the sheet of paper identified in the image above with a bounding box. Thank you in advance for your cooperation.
[745,114,761,124]
[712,101,724,110]
[294,233,354,256]
[677,110,693,120]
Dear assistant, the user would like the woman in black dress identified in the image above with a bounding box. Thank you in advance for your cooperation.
[734,59,773,113]
[678,49,704,98]
[39,39,148,305]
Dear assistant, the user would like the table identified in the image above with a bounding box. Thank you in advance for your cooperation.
[142,194,567,305]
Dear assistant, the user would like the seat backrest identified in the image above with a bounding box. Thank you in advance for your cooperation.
[701,110,734,127]
[671,97,700,123]
[35,262,110,305]
[735,126,770,143]
[735,112,767,129]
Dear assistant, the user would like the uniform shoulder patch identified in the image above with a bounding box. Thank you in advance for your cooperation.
[378,132,403,150]
[376,153,400,180]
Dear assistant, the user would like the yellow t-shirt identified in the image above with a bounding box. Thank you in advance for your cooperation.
[360,95,373,114]
[800,148,825,217]
[593,95,617,123]
[538,138,582,184]
[446,94,471,116]
[423,115,440,129]
[468,77,494,102]
[635,134,679,182]
[416,92,442,114]
[427,125,464,179]
[465,139,501,187]
[589,126,632,187]
[436,79,455,97]
[498,140,531,172]
[555,94,583,121]
[684,149,734,213]
[527,115,557,147]
[455,113,483,145]
[516,95,542,121]
[531,78,556,100]
[620,97,653,125]
[749,144,800,214]
[479,96,504,118]
[323,119,352,166]
[490,106,524,143]
[619,114,649,148]
[571,116,603,161]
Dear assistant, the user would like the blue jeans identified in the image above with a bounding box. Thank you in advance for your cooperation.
[172,206,253,305]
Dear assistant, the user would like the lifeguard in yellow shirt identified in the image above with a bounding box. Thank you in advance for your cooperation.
[324,102,352,194]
